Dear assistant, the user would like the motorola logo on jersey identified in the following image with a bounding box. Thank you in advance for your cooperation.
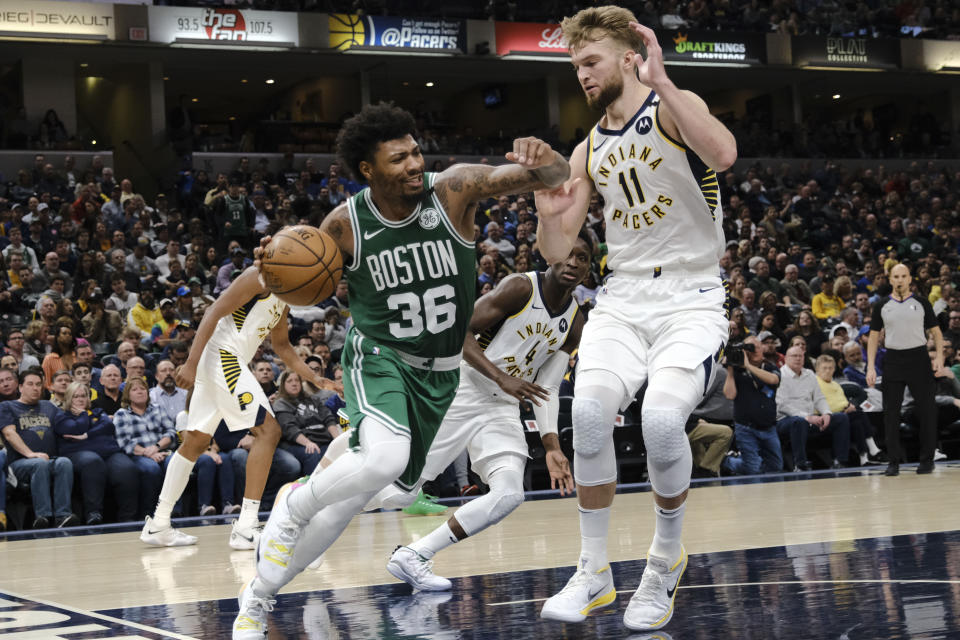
[237,391,254,410]
[635,116,653,135]
[559,318,568,333]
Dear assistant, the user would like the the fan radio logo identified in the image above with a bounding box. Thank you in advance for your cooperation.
[202,9,248,40]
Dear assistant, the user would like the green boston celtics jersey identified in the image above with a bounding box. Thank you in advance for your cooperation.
[345,172,476,358]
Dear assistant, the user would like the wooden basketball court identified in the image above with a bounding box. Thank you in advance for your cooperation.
[1,464,958,638]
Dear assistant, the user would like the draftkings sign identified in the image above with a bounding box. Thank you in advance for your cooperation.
[661,31,765,64]
[792,36,900,68]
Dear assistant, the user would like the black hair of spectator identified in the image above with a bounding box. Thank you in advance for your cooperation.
[19,367,43,384]
[577,228,594,257]
[305,355,324,367]
[336,102,418,182]
[110,272,125,283]
[168,340,188,354]
[71,361,90,374]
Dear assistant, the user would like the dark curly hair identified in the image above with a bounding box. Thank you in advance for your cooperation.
[336,102,418,182]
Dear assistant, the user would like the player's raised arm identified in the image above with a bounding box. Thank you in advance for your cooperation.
[318,203,355,261]
[433,136,570,229]
[269,306,341,393]
[174,267,266,390]
[535,140,594,263]
[628,21,737,171]
[462,273,550,405]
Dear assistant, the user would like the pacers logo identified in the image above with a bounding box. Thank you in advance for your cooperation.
[238,391,254,411]
[329,14,366,50]
[419,207,440,230]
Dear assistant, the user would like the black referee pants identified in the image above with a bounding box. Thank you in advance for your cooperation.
[882,346,937,464]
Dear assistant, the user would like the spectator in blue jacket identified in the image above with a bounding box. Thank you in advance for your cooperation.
[54,381,140,524]
[0,368,78,528]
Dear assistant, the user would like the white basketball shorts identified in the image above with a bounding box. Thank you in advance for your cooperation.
[186,345,274,435]
[577,271,728,407]
[420,368,528,484]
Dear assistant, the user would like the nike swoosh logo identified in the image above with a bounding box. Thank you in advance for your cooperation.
[587,585,607,600]
[591,136,607,152]
[698,287,720,293]
[147,529,164,535]
[531,304,543,310]
[235,532,255,543]
[666,584,678,599]
[363,228,385,240]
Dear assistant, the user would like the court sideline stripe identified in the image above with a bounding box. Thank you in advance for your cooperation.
[0,589,198,639]
[487,578,960,606]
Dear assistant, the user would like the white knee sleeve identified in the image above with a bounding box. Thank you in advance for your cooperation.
[571,378,624,487]
[453,454,525,536]
[641,407,691,498]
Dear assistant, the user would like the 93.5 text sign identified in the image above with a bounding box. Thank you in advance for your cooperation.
[148,6,298,45]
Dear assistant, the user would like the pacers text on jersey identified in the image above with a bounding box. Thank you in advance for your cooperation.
[365,239,460,292]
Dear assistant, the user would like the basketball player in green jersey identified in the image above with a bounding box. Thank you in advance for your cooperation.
[233,102,570,639]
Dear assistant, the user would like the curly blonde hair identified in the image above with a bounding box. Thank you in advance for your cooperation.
[561,5,645,55]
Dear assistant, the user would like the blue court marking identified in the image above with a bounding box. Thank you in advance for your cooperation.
[99,530,960,640]
[0,589,196,639]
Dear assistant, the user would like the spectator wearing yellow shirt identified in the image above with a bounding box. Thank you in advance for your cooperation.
[812,273,843,321]
[814,355,883,466]
[127,289,162,341]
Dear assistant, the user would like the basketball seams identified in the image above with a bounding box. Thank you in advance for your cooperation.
[261,226,343,304]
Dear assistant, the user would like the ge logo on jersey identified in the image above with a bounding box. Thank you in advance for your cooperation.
[419,207,441,230]
[238,392,254,411]
[635,116,653,135]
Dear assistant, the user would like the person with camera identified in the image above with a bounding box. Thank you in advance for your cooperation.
[776,345,851,471]
[722,335,783,475]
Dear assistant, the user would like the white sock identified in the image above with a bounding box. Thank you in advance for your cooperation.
[577,506,610,573]
[650,502,685,562]
[153,452,195,528]
[239,498,261,528]
[866,437,881,456]
[860,452,869,465]
[409,522,459,560]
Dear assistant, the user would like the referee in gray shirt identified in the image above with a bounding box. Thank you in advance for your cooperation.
[867,264,944,476]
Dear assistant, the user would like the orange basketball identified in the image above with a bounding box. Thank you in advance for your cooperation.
[260,225,343,307]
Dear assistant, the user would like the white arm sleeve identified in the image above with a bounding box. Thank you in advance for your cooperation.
[531,350,570,438]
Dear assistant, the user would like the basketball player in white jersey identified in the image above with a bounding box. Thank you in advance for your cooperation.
[533,6,737,631]
[310,233,591,590]
[140,266,337,549]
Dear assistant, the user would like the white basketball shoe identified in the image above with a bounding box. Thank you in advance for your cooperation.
[386,546,452,591]
[232,580,275,640]
[230,520,262,551]
[140,516,198,547]
[540,561,617,622]
[623,546,688,631]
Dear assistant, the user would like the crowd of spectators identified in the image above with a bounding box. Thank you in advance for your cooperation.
[0,137,958,531]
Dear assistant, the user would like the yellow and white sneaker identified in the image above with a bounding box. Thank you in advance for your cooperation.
[232,580,275,640]
[255,481,306,586]
[623,547,687,631]
[540,561,616,622]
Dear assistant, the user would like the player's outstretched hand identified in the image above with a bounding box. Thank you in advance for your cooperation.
[628,21,668,89]
[505,136,556,170]
[495,373,549,406]
[253,235,272,271]
[315,375,344,394]
[534,177,583,219]
[546,450,574,495]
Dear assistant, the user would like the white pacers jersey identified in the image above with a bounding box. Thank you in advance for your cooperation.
[208,293,287,363]
[586,89,724,275]
[475,271,579,386]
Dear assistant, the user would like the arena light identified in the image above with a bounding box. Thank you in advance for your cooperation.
[938,65,960,74]
[832,94,841,99]
[665,60,751,68]
[802,65,884,72]
[501,53,569,62]
[171,38,294,51]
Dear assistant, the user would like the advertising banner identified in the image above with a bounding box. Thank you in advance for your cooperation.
[329,14,465,51]
[148,6,298,45]
[0,0,115,38]
[661,31,765,64]
[792,36,899,68]
[494,21,566,56]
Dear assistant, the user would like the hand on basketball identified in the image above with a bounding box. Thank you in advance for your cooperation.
[253,235,272,271]
[545,450,574,495]
[495,374,549,406]
[628,21,669,90]
[506,137,555,169]
[174,363,196,390]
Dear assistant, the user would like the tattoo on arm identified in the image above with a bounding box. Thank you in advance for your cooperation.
[326,218,343,241]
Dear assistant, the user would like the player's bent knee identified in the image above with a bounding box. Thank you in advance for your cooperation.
[641,408,688,467]
[573,442,617,486]
[488,490,524,525]
[179,430,212,459]
[572,397,613,456]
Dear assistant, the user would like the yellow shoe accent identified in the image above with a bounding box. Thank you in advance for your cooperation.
[648,548,688,628]
[234,616,262,631]
[578,587,617,616]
